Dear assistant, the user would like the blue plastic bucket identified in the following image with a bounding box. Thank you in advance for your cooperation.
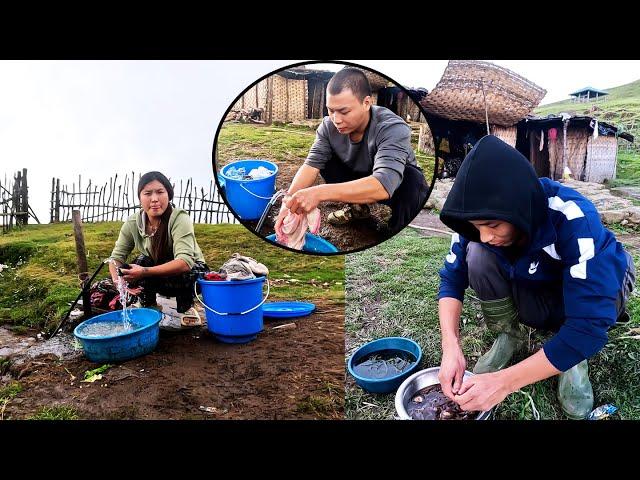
[266,233,339,253]
[196,276,269,344]
[220,159,278,220]
[347,337,423,394]
[73,308,163,363]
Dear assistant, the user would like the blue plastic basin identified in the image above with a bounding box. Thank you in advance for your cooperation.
[347,337,422,394]
[266,233,338,253]
[73,308,163,363]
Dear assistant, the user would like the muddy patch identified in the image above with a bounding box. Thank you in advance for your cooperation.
[1,300,344,420]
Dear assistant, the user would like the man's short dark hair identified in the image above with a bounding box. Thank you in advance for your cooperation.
[327,68,372,101]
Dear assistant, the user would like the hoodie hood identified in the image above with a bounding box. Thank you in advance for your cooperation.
[439,135,548,245]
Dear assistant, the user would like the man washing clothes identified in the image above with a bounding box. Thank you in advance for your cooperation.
[437,135,635,419]
[274,67,430,237]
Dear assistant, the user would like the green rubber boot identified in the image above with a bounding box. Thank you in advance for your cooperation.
[473,297,527,374]
[558,360,594,420]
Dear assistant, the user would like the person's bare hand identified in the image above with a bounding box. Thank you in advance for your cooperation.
[120,264,148,283]
[439,344,466,400]
[454,372,511,412]
[284,187,321,215]
[126,286,143,296]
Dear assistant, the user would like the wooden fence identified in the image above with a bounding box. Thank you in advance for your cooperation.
[51,172,237,224]
[1,169,40,233]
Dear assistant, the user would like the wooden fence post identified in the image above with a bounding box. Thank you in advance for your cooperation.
[20,168,28,225]
[54,179,60,223]
[72,210,92,319]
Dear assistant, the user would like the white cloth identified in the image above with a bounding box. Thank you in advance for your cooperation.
[539,129,544,151]
[248,166,274,179]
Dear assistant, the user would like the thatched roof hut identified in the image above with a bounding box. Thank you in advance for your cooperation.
[415,60,547,178]
[520,114,633,183]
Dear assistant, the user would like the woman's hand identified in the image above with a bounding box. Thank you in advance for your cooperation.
[120,264,149,283]
[439,343,467,400]
[126,285,143,296]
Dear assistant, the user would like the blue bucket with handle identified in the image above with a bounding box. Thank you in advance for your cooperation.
[219,159,278,220]
[195,276,269,344]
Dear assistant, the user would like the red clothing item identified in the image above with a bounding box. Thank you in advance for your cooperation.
[203,272,227,281]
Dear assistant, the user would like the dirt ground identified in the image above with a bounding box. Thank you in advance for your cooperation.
[216,140,393,253]
[407,209,452,238]
[1,299,344,420]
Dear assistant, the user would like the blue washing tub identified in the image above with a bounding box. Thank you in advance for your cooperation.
[347,337,422,394]
[73,308,162,363]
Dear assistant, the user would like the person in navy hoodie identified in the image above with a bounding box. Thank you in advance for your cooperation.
[437,135,636,419]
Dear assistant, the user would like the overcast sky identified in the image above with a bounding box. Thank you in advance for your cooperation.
[1,60,638,223]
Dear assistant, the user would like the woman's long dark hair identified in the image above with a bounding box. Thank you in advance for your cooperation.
[138,172,174,264]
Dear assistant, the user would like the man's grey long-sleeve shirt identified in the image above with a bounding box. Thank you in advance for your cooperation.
[304,105,417,197]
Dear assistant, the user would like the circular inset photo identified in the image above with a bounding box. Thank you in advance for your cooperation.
[212,61,437,254]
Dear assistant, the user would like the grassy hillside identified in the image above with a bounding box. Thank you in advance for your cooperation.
[535,79,640,151]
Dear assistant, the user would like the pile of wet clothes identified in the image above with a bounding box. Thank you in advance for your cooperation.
[275,208,321,250]
[89,278,137,310]
[202,253,269,281]
[224,166,274,180]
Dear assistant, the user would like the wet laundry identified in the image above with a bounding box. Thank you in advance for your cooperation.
[248,166,274,179]
[89,278,137,310]
[220,253,269,280]
[224,166,246,179]
[225,166,274,180]
[203,272,227,281]
[275,208,321,250]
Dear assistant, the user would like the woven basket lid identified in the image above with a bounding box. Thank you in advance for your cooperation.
[420,60,546,127]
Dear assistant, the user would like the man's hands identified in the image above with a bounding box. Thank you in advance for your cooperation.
[274,187,322,234]
[439,345,512,412]
[284,187,322,215]
[453,372,512,413]
[439,343,467,399]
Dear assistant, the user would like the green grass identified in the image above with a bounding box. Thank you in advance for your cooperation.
[0,222,344,332]
[608,222,640,236]
[608,152,640,187]
[345,229,640,420]
[28,405,79,420]
[0,381,22,402]
[216,124,316,167]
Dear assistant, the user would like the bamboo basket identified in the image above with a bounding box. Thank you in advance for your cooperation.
[421,60,546,127]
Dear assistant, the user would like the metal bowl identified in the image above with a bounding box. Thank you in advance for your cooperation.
[395,367,492,420]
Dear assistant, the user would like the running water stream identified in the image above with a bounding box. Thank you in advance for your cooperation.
[79,260,137,337]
